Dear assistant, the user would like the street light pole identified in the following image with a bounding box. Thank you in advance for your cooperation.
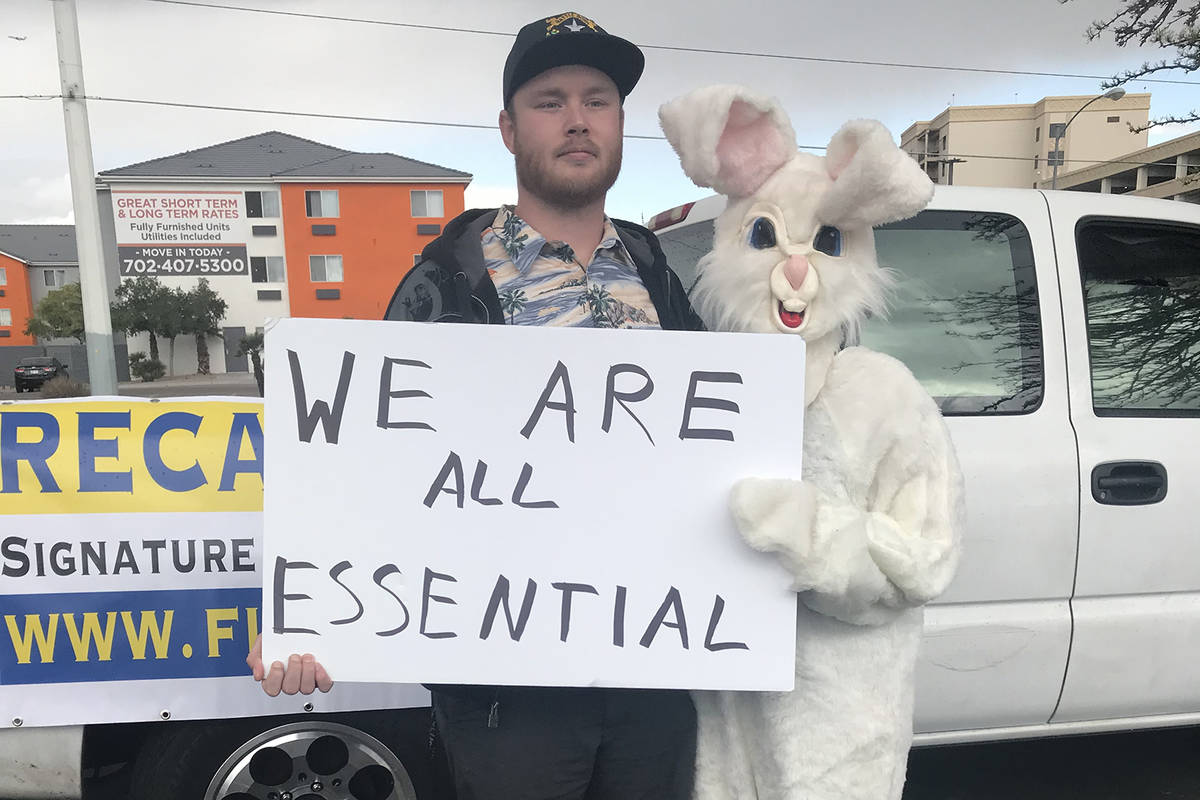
[52,0,118,395]
[1051,87,1126,190]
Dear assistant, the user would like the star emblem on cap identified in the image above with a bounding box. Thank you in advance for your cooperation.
[564,19,584,32]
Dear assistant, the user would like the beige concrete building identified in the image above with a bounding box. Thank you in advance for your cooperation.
[902,94,1150,188]
[1035,130,1200,202]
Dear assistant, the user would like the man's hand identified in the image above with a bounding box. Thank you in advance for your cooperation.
[247,634,334,697]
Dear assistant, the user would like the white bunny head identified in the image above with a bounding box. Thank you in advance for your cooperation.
[659,85,933,344]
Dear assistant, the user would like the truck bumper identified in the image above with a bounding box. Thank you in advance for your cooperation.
[0,726,83,799]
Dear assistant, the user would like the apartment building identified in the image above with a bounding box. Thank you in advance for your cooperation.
[0,225,79,347]
[902,94,1150,188]
[1037,129,1200,202]
[93,131,471,373]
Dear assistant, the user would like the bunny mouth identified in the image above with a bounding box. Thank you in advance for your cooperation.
[776,301,807,330]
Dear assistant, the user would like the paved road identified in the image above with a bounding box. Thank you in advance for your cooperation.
[0,372,260,401]
[68,724,1200,799]
[903,725,1200,799]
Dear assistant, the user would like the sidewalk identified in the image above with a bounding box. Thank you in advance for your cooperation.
[118,371,261,398]
[0,371,261,401]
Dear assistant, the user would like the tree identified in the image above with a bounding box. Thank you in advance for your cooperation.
[157,287,190,377]
[112,277,171,363]
[181,279,228,375]
[25,281,85,343]
[237,331,264,396]
[1081,0,1200,130]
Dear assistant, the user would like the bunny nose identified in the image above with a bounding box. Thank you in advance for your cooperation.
[782,254,809,290]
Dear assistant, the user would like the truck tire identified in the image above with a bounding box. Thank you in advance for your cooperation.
[126,709,435,800]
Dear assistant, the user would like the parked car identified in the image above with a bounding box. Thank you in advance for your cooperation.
[651,185,1200,745]
[13,356,67,392]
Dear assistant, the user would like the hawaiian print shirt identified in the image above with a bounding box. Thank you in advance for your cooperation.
[482,206,661,329]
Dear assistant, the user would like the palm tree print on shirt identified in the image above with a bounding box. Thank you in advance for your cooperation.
[546,242,576,263]
[499,287,528,323]
[499,213,530,260]
[579,284,615,326]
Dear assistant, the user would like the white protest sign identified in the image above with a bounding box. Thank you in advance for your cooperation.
[263,318,804,691]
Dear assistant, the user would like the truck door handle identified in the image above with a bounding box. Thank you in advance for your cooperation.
[1091,461,1168,505]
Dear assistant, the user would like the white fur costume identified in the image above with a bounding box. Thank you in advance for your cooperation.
[659,86,965,800]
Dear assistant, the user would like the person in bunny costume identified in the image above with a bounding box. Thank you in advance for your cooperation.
[658,85,965,800]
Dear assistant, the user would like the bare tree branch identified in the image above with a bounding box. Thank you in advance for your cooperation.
[1072,2,1200,128]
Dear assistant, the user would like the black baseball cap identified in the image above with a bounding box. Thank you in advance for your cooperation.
[503,12,645,106]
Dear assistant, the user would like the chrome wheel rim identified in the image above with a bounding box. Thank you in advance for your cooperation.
[205,720,417,800]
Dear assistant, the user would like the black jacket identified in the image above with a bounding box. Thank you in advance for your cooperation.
[385,207,705,332]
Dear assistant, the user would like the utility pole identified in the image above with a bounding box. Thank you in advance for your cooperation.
[52,0,117,395]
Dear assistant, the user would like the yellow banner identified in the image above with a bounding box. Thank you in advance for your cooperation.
[0,400,263,515]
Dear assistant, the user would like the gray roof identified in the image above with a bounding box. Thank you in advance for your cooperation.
[98,131,471,181]
[0,225,77,265]
[275,152,472,180]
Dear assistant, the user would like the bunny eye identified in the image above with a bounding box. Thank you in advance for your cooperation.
[813,225,842,256]
[748,217,777,249]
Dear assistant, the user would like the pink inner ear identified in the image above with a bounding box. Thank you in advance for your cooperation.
[715,100,790,197]
[826,129,861,180]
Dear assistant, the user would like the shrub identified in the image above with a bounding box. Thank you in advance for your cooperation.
[131,357,166,383]
[128,351,147,365]
[39,376,88,398]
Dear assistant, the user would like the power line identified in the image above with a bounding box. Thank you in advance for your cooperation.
[3,93,1188,170]
[142,0,1200,86]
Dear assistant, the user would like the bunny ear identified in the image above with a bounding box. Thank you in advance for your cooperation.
[659,85,797,198]
[817,120,934,228]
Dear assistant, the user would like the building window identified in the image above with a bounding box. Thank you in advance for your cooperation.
[1048,122,1067,139]
[305,190,339,218]
[250,256,286,283]
[309,255,343,282]
[1107,116,1120,123]
[1048,150,1065,167]
[1035,127,1040,142]
[0,266,6,285]
[941,135,947,152]
[0,309,10,327]
[411,190,444,218]
[1034,155,1040,170]
[245,190,281,218]
[43,268,67,288]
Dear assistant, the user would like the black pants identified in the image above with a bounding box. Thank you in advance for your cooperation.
[432,687,696,800]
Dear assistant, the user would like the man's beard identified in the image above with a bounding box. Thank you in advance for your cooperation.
[514,139,622,211]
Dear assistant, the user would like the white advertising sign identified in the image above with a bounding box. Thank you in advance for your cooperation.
[263,319,804,691]
[0,398,427,728]
[112,189,250,277]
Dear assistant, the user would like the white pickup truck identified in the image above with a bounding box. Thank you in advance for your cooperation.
[1,186,1197,799]
[650,186,1200,744]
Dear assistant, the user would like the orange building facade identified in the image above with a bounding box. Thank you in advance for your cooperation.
[0,251,36,346]
[281,181,467,320]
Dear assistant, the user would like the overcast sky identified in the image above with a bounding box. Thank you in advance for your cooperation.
[2,0,1198,226]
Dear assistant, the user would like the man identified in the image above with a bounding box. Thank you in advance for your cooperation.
[250,11,703,799]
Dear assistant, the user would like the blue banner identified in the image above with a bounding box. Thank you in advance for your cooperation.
[1,587,260,685]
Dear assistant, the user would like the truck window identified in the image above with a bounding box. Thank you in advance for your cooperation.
[866,211,1043,415]
[1076,219,1200,416]
[658,220,714,292]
